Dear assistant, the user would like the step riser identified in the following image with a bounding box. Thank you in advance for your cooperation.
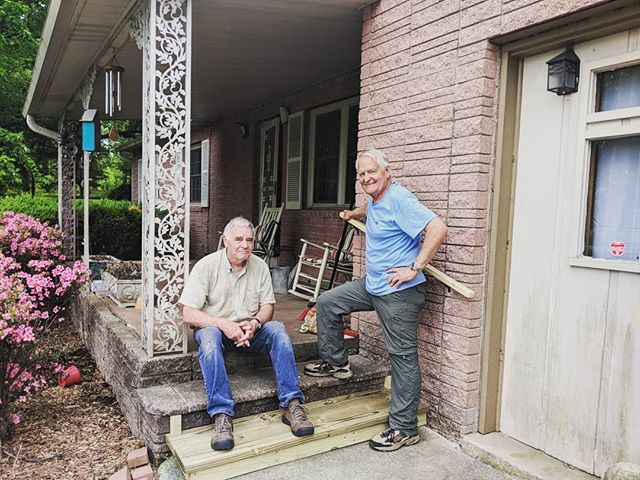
[206,337,358,377]
[187,424,385,479]
[139,376,386,447]
[166,391,427,480]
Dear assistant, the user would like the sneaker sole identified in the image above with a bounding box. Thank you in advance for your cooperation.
[282,416,315,437]
[211,439,234,451]
[368,435,420,452]
[303,368,353,380]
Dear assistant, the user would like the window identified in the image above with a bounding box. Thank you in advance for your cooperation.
[307,98,359,207]
[190,144,202,204]
[135,140,209,207]
[189,140,209,207]
[582,62,640,263]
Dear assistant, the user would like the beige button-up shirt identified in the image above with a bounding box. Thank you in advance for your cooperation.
[179,250,275,322]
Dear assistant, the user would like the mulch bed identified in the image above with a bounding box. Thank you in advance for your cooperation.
[0,320,155,479]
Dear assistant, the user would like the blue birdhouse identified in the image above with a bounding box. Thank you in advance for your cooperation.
[81,109,101,151]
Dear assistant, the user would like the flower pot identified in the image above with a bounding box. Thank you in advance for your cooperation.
[58,365,81,387]
[102,260,142,308]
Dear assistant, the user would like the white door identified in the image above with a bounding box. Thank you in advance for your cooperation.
[501,30,640,476]
[259,118,280,217]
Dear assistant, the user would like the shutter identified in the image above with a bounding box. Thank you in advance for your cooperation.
[200,139,210,208]
[286,111,304,210]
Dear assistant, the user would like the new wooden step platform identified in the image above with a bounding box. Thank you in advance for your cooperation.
[166,389,427,479]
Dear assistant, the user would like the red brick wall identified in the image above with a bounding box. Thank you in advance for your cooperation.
[195,70,361,262]
[357,0,608,438]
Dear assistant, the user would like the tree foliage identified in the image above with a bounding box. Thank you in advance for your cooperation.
[0,0,54,195]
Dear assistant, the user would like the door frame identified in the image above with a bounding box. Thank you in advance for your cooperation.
[259,117,280,218]
[479,0,640,433]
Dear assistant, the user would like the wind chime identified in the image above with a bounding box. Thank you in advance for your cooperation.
[104,52,124,117]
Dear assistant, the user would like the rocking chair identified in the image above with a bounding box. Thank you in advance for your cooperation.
[288,225,356,301]
[216,204,284,266]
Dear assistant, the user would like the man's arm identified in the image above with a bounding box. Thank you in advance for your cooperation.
[386,217,448,289]
[341,202,368,222]
[414,217,448,270]
[182,305,247,344]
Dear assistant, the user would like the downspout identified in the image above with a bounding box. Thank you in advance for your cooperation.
[26,114,59,140]
[26,114,63,227]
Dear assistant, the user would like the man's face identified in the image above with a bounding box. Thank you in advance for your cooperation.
[357,155,391,201]
[223,225,254,264]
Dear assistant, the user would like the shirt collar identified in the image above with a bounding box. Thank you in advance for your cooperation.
[222,249,248,277]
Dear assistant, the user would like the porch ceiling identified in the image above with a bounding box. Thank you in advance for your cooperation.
[24,0,367,121]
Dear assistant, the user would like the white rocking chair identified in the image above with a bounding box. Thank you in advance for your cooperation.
[288,225,355,301]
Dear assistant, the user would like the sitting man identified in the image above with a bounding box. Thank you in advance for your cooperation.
[179,217,314,451]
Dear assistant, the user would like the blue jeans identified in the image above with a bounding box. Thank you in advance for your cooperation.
[194,321,304,417]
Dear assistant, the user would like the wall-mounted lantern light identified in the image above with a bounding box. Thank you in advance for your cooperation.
[546,48,580,95]
[104,53,124,116]
[236,122,248,137]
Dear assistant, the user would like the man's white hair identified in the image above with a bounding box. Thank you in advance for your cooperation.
[355,148,390,170]
[222,217,255,238]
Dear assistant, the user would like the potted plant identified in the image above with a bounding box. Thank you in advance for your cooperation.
[102,260,142,307]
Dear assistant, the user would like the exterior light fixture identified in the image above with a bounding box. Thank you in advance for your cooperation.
[104,53,124,116]
[236,122,248,137]
[546,48,580,95]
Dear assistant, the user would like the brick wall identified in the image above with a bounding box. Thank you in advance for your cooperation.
[193,70,361,263]
[357,0,607,438]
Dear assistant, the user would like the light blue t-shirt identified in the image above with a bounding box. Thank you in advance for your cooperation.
[365,182,437,296]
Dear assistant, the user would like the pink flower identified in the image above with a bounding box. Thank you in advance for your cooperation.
[8,413,21,425]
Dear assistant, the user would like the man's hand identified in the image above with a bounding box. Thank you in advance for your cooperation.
[386,266,420,289]
[341,209,355,221]
[234,320,257,348]
[218,320,250,346]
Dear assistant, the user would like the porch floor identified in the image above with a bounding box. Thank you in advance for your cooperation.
[105,293,315,352]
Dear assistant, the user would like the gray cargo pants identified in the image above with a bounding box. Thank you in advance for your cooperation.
[315,277,425,436]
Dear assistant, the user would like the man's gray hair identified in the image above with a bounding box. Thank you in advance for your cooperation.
[355,148,390,170]
[222,217,255,238]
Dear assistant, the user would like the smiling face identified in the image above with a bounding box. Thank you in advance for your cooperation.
[223,224,254,265]
[357,154,392,202]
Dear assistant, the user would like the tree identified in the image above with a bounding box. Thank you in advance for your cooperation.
[0,0,56,195]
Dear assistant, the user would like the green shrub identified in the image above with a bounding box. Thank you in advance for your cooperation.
[0,195,142,260]
[0,194,58,225]
[82,199,142,260]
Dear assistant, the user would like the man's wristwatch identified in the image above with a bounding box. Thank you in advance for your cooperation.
[251,317,262,330]
[409,261,420,272]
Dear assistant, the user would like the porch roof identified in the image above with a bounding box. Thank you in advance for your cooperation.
[24,0,369,121]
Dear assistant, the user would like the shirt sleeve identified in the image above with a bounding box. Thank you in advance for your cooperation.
[396,194,437,240]
[178,260,210,309]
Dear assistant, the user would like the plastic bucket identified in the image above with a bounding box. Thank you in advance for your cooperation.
[271,266,291,294]
[58,365,81,387]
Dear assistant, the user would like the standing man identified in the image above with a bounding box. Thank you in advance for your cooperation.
[304,148,447,452]
[180,217,314,451]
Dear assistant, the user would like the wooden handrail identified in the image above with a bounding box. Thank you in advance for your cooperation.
[339,213,475,299]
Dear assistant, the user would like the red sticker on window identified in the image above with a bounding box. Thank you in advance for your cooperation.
[610,241,626,256]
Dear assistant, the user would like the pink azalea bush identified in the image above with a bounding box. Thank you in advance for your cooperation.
[0,212,88,440]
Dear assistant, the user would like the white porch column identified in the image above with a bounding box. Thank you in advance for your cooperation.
[131,0,191,356]
[58,121,78,259]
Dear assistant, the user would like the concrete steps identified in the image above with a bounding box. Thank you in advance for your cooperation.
[165,389,427,479]
[137,354,389,459]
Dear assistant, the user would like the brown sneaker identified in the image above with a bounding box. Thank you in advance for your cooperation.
[211,413,234,451]
[281,399,314,437]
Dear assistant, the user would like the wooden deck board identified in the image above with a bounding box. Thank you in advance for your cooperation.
[166,389,427,479]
